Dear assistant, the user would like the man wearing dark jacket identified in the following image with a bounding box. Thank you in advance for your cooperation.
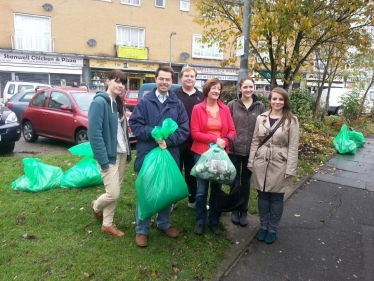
[129,65,189,247]
[174,66,203,209]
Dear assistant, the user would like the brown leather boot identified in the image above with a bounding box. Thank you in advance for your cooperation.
[135,234,148,247]
[162,227,179,238]
[101,225,124,237]
[91,201,103,222]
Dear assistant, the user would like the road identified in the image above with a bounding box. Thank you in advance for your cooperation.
[3,136,74,157]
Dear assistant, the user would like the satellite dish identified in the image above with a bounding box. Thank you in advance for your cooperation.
[87,39,97,47]
[180,52,190,61]
[42,3,53,11]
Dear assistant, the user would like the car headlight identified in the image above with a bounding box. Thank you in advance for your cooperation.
[5,112,18,124]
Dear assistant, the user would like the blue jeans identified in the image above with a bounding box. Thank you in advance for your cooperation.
[194,154,222,225]
[257,190,285,233]
[135,203,172,235]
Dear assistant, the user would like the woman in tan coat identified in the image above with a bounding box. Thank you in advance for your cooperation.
[248,87,299,244]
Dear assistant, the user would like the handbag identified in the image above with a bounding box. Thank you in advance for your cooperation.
[214,136,245,212]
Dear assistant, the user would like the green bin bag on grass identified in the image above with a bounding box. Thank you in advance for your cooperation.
[11,158,63,192]
[136,118,189,220]
[333,124,357,154]
[61,142,103,188]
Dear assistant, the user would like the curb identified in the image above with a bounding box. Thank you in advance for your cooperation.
[213,174,311,281]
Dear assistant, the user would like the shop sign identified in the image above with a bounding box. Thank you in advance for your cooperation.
[117,46,148,60]
[90,59,158,72]
[0,52,83,67]
[195,67,238,76]
[197,74,237,81]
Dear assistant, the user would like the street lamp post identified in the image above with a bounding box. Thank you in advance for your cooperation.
[169,31,177,67]
[237,0,251,94]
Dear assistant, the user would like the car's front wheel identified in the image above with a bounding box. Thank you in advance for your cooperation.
[23,121,39,142]
[75,129,88,144]
[0,142,15,153]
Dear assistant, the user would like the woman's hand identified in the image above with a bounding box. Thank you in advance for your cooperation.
[248,167,253,172]
[156,139,167,149]
[216,138,226,149]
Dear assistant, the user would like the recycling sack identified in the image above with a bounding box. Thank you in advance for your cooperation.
[136,118,189,220]
[191,144,236,184]
[333,124,357,154]
[347,130,366,148]
[61,142,103,188]
[11,158,63,192]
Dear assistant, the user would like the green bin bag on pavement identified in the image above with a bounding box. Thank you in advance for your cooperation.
[191,144,236,184]
[11,158,63,192]
[136,118,189,221]
[347,130,366,148]
[61,142,103,188]
[333,124,357,154]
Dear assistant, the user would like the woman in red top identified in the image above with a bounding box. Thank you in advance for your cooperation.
[190,78,236,236]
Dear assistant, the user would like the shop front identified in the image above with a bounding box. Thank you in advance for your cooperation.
[194,67,239,87]
[89,59,159,91]
[0,50,83,94]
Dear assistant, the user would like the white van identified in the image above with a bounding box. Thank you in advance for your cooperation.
[1,81,51,103]
[320,87,373,115]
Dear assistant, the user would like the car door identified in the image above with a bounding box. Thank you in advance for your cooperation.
[42,91,75,141]
[26,90,48,135]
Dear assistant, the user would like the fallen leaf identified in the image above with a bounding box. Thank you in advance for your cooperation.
[83,272,90,279]
[85,229,93,234]
[173,267,180,274]
[80,207,84,210]
[294,214,301,217]
[22,234,36,239]
[329,202,335,205]
[151,269,159,276]
[319,201,323,203]
[235,241,239,244]
[320,219,326,224]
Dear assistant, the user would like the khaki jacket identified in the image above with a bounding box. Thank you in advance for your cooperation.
[248,111,299,193]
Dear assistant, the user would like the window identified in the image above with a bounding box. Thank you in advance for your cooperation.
[116,26,145,47]
[32,92,47,107]
[180,0,189,11]
[155,0,165,8]
[121,0,140,6]
[14,14,51,52]
[192,34,223,60]
[49,92,71,109]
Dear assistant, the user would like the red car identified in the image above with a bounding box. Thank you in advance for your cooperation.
[21,88,136,144]
[123,90,139,112]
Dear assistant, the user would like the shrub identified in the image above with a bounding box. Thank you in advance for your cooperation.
[339,89,369,122]
[289,88,316,125]
[221,85,237,104]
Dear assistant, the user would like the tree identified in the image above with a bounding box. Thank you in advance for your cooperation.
[193,0,374,90]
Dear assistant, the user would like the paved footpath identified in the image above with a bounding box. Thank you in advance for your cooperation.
[216,134,374,281]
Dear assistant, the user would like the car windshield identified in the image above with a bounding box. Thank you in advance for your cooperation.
[128,91,138,99]
[71,92,95,111]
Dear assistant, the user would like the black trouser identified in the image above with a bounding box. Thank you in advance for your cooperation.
[180,148,197,203]
[229,154,252,212]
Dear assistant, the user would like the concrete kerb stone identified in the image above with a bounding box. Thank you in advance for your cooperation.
[213,174,311,281]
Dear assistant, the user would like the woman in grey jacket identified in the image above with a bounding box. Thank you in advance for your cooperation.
[227,77,265,227]
[248,87,299,244]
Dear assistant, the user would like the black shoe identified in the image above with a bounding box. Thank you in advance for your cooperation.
[194,224,204,235]
[231,211,240,225]
[239,212,248,227]
[208,224,221,236]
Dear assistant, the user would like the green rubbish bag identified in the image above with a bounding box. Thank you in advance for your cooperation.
[136,118,188,220]
[136,147,189,221]
[333,124,357,154]
[347,130,366,148]
[11,158,63,192]
[60,142,103,188]
[191,144,236,184]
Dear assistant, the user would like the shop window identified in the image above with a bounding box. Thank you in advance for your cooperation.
[14,13,52,52]
[192,34,223,60]
[116,26,145,48]
[121,0,140,6]
[155,0,165,8]
[180,0,189,11]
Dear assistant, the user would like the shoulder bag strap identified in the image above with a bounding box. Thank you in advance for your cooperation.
[258,118,283,148]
